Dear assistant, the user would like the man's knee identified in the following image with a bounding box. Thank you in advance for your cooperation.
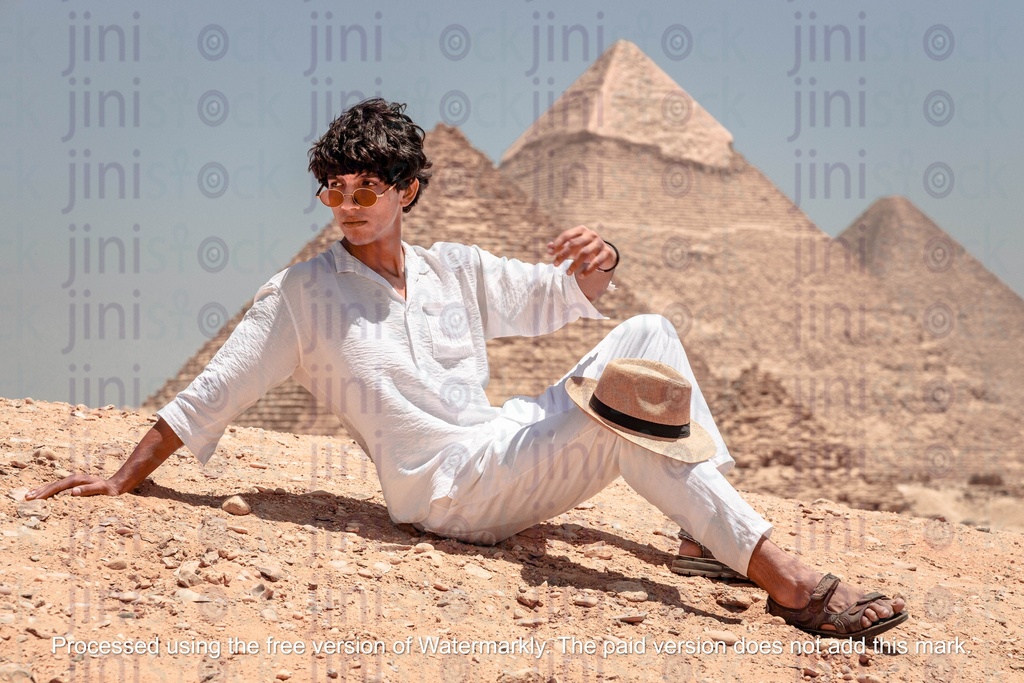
[609,314,678,343]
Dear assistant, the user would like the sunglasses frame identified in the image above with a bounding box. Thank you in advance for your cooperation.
[316,182,393,208]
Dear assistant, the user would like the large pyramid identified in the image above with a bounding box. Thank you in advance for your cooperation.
[499,40,1023,505]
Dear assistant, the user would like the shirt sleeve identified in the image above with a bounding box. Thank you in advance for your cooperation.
[470,244,606,340]
[157,278,300,464]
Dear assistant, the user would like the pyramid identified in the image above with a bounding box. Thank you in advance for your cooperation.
[144,126,648,440]
[502,40,736,171]
[500,40,1023,503]
[837,197,1024,466]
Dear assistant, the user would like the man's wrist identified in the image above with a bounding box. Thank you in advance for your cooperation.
[597,241,619,272]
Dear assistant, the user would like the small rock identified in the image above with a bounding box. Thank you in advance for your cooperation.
[612,613,647,624]
[518,616,548,627]
[856,675,883,683]
[250,583,273,599]
[7,488,28,502]
[26,625,53,639]
[0,664,35,681]
[517,590,542,609]
[858,654,871,666]
[16,500,49,521]
[261,608,279,622]
[583,546,613,560]
[497,668,545,683]
[432,582,449,592]
[464,563,492,580]
[258,565,285,582]
[9,453,30,469]
[276,670,292,680]
[413,543,434,553]
[706,630,739,645]
[329,560,356,575]
[607,581,647,603]
[573,596,599,608]
[175,589,211,603]
[106,559,128,571]
[118,592,140,603]
[716,592,753,610]
[802,667,819,678]
[422,551,444,567]
[227,525,249,534]
[176,561,202,588]
[221,495,251,516]
[33,447,58,461]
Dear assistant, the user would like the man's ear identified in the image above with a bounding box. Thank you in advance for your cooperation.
[400,178,420,207]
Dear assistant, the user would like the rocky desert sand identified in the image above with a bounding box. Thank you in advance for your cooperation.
[2,397,1022,683]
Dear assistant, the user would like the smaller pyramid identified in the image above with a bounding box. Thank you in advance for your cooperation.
[835,195,1024,457]
[501,40,736,170]
[836,196,967,279]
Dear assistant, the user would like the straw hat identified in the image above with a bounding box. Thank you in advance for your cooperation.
[566,358,716,463]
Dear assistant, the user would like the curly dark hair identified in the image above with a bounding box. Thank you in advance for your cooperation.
[307,98,431,213]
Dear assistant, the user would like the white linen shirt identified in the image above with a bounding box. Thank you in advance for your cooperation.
[158,241,605,522]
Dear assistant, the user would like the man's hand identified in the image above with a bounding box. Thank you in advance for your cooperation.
[547,225,616,276]
[26,474,120,500]
[548,225,617,303]
[25,418,183,501]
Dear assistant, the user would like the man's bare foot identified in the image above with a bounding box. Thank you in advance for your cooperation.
[746,537,906,633]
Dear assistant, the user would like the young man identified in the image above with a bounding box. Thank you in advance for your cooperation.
[28,99,906,638]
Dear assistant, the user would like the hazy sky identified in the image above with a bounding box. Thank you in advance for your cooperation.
[1,0,1021,407]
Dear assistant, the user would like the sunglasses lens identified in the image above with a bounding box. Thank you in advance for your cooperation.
[319,189,344,207]
[352,188,378,207]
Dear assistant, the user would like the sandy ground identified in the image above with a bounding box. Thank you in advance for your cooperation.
[2,397,1023,683]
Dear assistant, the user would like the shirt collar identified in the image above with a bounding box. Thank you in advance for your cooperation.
[329,240,430,276]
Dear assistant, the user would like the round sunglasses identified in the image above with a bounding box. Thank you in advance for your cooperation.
[316,183,393,208]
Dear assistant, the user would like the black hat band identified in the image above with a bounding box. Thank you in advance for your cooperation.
[589,395,690,439]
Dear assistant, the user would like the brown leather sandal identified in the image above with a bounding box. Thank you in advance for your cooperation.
[766,573,909,639]
[670,529,747,581]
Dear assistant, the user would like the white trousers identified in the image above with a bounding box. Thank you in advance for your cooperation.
[420,315,772,574]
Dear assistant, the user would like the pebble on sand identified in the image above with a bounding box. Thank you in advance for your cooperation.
[221,495,251,516]
[706,630,739,645]
[517,590,542,609]
[612,613,647,624]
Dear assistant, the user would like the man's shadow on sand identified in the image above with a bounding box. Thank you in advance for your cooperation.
[135,480,744,625]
